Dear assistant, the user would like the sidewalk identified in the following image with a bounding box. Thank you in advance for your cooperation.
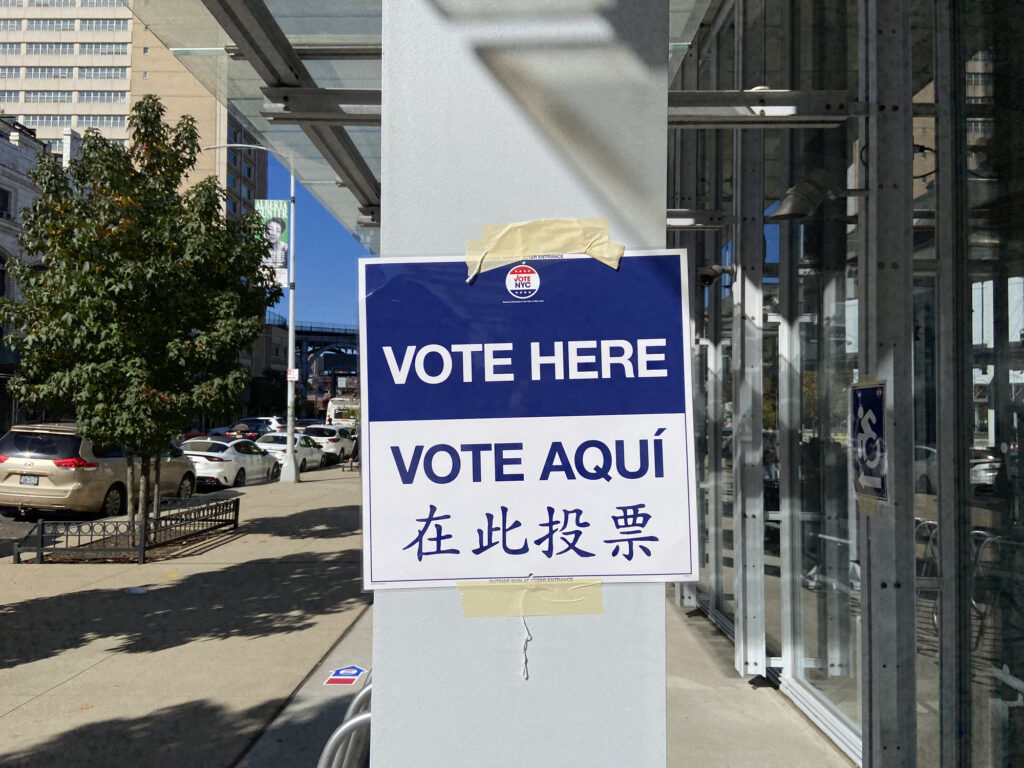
[1,465,854,767]
[0,464,369,768]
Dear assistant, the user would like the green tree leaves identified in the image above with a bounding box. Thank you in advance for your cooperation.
[1,95,281,482]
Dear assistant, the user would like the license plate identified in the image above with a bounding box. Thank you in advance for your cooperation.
[20,475,38,486]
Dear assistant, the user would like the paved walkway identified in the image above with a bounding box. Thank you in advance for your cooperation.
[0,465,854,767]
[0,464,369,768]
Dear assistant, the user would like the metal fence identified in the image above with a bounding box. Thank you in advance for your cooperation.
[12,497,240,564]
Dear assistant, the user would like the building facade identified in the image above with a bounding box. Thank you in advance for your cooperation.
[0,0,265,215]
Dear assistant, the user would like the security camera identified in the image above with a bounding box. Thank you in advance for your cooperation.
[698,264,736,287]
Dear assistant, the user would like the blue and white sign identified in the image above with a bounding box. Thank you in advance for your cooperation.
[359,252,699,588]
[851,382,887,501]
[324,665,367,686]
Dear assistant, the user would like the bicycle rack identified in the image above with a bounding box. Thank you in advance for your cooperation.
[317,671,372,768]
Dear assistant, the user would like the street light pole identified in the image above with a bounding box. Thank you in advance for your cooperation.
[279,172,300,482]
[203,143,299,482]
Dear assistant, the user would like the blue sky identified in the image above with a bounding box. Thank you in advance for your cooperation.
[266,155,370,327]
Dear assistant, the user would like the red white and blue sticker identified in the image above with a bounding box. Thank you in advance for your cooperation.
[506,264,540,299]
[324,665,367,686]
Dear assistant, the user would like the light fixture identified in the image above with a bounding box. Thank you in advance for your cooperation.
[767,168,869,222]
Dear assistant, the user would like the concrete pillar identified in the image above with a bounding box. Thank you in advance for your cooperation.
[373,3,669,766]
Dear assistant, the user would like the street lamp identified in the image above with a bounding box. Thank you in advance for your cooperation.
[203,143,300,483]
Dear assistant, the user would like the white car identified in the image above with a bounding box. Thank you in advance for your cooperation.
[182,438,280,488]
[256,434,326,472]
[302,426,356,464]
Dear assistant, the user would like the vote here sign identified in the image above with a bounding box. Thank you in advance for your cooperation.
[358,252,699,589]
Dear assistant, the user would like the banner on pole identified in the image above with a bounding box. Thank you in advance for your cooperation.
[255,198,289,287]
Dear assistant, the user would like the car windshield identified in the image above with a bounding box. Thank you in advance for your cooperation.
[0,431,82,459]
[183,440,228,453]
[304,427,334,437]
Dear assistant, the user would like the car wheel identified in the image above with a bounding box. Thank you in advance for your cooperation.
[318,454,327,468]
[101,484,126,517]
[299,458,307,472]
[337,449,347,461]
[177,474,194,499]
[233,469,247,488]
[270,463,281,480]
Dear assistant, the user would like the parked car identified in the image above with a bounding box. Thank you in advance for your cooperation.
[294,418,322,433]
[303,425,356,464]
[224,419,280,440]
[970,446,1001,490]
[256,433,326,471]
[915,444,1003,493]
[914,445,939,494]
[0,423,196,518]
[181,438,279,488]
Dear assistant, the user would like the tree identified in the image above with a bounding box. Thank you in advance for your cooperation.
[1,95,282,520]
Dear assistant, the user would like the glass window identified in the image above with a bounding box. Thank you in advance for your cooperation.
[0,0,22,6]
[78,67,127,80]
[956,10,1024,765]
[89,443,124,459]
[0,43,20,55]
[24,90,72,103]
[26,18,75,31]
[0,90,17,103]
[79,43,128,56]
[26,43,75,56]
[77,114,125,128]
[0,19,21,30]
[27,0,76,6]
[25,67,73,79]
[79,18,128,32]
[22,114,71,127]
[76,89,125,103]
[0,67,19,78]
[243,163,252,178]
[0,431,81,459]
[227,173,237,190]
[182,440,227,453]
[81,0,121,6]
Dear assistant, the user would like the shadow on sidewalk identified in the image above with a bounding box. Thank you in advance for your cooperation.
[0,698,279,768]
[239,505,361,540]
[0,550,367,669]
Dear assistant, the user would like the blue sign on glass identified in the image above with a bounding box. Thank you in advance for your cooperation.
[851,382,887,501]
[359,252,700,589]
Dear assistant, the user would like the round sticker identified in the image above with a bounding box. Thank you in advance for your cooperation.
[506,264,540,299]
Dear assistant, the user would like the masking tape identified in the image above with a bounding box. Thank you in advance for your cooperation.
[465,218,625,280]
[857,494,879,518]
[458,578,604,617]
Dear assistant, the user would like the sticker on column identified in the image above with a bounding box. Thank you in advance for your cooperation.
[851,382,887,502]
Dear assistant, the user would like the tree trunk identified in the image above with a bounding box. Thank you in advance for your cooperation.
[126,451,136,524]
[152,450,161,518]
[139,454,151,523]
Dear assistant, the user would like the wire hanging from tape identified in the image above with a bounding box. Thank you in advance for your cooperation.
[521,615,533,681]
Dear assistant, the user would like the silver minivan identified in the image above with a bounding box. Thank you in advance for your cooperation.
[0,423,196,517]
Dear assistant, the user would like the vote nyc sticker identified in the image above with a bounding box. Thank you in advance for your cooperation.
[506,264,540,299]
